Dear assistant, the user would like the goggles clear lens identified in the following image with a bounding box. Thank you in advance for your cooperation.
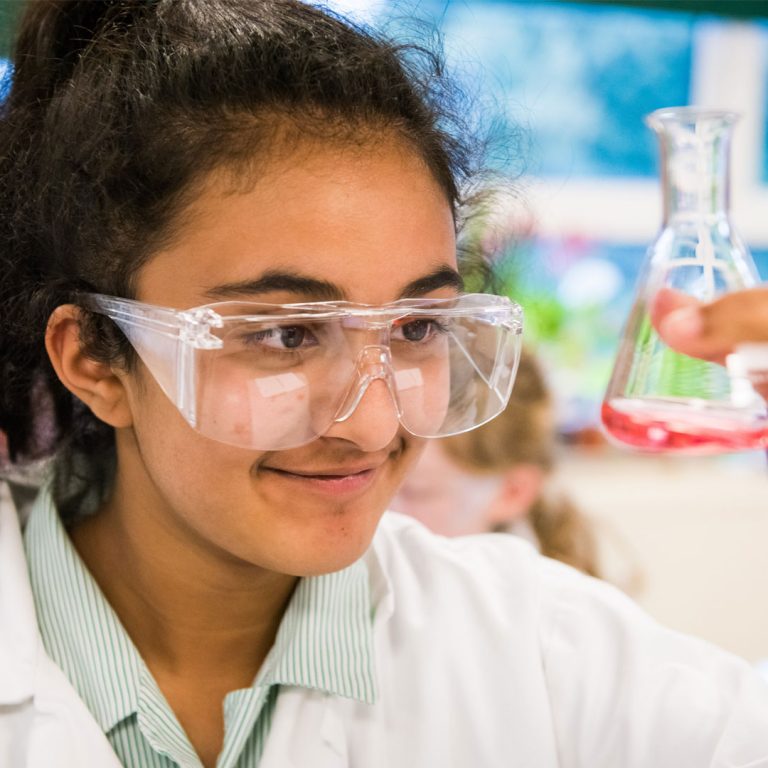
[84,293,523,450]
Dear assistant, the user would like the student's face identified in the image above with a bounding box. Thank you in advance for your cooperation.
[118,138,458,576]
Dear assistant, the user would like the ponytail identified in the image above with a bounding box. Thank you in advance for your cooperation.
[528,494,601,578]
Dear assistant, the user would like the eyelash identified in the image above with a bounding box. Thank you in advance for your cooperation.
[391,318,451,343]
[239,325,320,351]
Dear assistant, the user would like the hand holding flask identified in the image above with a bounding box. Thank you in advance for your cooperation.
[601,107,766,454]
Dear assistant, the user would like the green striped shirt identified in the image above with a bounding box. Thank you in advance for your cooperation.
[24,486,377,768]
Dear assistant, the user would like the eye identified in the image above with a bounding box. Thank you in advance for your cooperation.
[393,318,449,343]
[278,326,308,349]
[243,324,318,350]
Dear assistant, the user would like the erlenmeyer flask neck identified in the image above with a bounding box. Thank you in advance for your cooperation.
[647,107,738,224]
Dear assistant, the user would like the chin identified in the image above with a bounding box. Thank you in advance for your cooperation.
[280,506,384,576]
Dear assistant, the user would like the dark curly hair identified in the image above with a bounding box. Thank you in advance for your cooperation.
[0,0,487,512]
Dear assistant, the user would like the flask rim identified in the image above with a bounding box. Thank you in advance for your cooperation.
[645,106,740,130]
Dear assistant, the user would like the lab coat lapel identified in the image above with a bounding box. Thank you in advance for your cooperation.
[0,486,122,768]
[25,661,124,768]
[259,688,349,768]
[0,485,38,705]
[258,538,395,768]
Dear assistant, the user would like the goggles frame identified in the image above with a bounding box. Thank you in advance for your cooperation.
[81,292,524,447]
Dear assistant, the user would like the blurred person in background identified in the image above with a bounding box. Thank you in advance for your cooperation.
[392,348,601,578]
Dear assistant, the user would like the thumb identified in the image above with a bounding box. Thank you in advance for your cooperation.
[652,287,768,364]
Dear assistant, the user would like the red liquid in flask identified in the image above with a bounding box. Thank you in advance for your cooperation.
[601,397,768,455]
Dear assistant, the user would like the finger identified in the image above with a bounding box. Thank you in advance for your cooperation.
[650,287,700,325]
[702,288,768,347]
[653,287,768,363]
[652,288,713,360]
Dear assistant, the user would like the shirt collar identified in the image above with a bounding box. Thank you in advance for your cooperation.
[23,484,379,735]
[264,558,378,704]
[23,487,142,732]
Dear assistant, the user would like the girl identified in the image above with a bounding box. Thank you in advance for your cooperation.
[0,2,766,767]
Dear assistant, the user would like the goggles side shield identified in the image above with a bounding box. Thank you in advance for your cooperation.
[83,293,523,450]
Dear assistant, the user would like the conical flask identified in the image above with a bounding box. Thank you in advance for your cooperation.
[601,107,766,454]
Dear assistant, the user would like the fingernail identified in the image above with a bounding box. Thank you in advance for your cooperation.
[660,306,703,339]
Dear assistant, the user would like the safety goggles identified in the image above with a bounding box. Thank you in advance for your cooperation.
[83,292,523,451]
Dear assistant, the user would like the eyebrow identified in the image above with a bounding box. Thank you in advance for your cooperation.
[204,270,344,301]
[398,266,464,298]
[204,265,464,302]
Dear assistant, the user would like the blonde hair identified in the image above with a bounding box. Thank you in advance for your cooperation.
[441,348,600,577]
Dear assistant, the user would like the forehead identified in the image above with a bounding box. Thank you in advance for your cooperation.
[136,139,458,307]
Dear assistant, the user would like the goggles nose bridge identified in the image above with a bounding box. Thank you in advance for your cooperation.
[333,344,402,423]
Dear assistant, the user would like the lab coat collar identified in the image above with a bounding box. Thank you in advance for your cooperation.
[0,483,40,705]
[258,688,351,768]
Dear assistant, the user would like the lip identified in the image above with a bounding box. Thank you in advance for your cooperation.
[265,463,382,476]
[259,464,384,497]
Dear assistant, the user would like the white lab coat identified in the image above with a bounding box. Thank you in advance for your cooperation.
[2,484,768,768]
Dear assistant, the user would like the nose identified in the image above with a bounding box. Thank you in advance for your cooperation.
[322,347,402,451]
[323,378,402,450]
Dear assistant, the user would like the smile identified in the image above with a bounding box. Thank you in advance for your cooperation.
[260,466,381,496]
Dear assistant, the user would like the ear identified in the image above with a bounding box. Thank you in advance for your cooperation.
[485,464,546,528]
[45,305,133,429]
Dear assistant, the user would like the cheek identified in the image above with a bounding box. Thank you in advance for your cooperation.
[393,356,451,435]
[196,354,358,451]
[198,360,318,449]
[125,377,264,532]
